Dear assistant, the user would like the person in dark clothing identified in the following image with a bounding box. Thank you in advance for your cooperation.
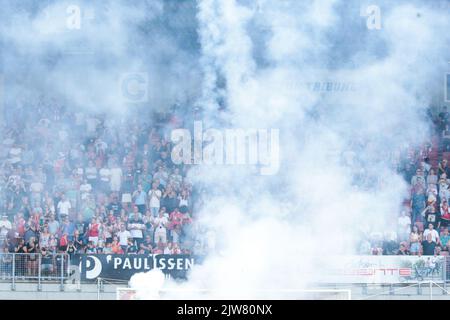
[422,234,437,255]
[14,238,27,276]
[397,242,410,255]
[40,247,54,276]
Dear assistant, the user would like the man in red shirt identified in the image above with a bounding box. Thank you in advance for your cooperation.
[88,218,100,246]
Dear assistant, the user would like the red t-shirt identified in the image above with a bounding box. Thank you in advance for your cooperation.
[88,223,99,237]
[60,235,68,247]
[16,218,26,236]
[442,207,450,221]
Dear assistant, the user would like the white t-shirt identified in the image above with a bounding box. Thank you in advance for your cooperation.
[0,220,12,238]
[118,230,132,246]
[423,229,440,243]
[57,200,72,216]
[0,219,12,230]
[154,216,168,230]
[80,183,92,193]
[149,189,162,208]
[99,168,111,182]
[30,182,44,193]
[398,216,411,234]
[110,168,123,186]
[129,222,144,239]
[85,167,98,180]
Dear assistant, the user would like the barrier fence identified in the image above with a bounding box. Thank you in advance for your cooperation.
[0,253,70,290]
[1,254,450,294]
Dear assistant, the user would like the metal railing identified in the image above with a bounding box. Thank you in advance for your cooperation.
[0,253,70,290]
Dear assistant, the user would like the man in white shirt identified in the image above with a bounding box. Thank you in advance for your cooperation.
[57,194,72,219]
[117,224,132,252]
[99,167,111,193]
[79,179,92,200]
[153,211,168,244]
[423,224,440,244]
[85,160,98,184]
[30,180,44,205]
[109,164,123,193]
[148,182,162,217]
[397,211,411,242]
[128,210,145,247]
[0,215,12,241]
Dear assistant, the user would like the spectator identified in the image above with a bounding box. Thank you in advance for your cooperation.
[422,205,440,230]
[438,159,450,178]
[411,183,426,224]
[140,235,153,254]
[47,214,60,237]
[382,232,398,255]
[15,238,27,276]
[66,240,77,257]
[126,239,138,254]
[397,242,410,255]
[111,237,123,254]
[57,193,71,220]
[85,241,96,254]
[132,184,147,214]
[423,223,440,244]
[397,210,411,242]
[441,200,450,227]
[39,226,51,249]
[409,225,421,255]
[422,234,437,255]
[109,161,123,193]
[128,210,145,248]
[87,218,100,246]
[117,224,132,253]
[153,210,169,245]
[0,215,12,245]
[40,247,54,276]
[427,168,438,185]
[26,239,38,276]
[148,182,162,217]
[441,227,450,250]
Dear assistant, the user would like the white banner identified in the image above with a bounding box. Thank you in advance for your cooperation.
[315,255,446,284]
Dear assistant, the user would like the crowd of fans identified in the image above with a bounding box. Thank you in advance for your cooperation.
[0,95,214,264]
[360,106,450,256]
[1,94,450,265]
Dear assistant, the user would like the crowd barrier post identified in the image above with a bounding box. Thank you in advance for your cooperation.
[37,254,42,291]
[11,254,15,291]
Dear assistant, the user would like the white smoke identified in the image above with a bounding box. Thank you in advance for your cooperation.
[0,0,201,115]
[130,0,450,299]
[2,0,448,300]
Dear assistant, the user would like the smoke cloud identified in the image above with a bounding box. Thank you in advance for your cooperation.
[139,0,450,299]
[2,0,450,299]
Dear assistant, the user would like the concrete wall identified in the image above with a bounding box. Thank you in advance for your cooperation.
[0,282,120,300]
[1,281,450,300]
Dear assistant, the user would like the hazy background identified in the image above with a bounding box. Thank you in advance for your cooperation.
[1,0,450,298]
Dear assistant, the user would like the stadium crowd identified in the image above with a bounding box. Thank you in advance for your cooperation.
[1,94,450,263]
[360,106,450,256]
[0,95,213,263]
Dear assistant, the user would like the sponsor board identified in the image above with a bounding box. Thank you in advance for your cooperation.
[316,255,445,284]
[75,254,201,281]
